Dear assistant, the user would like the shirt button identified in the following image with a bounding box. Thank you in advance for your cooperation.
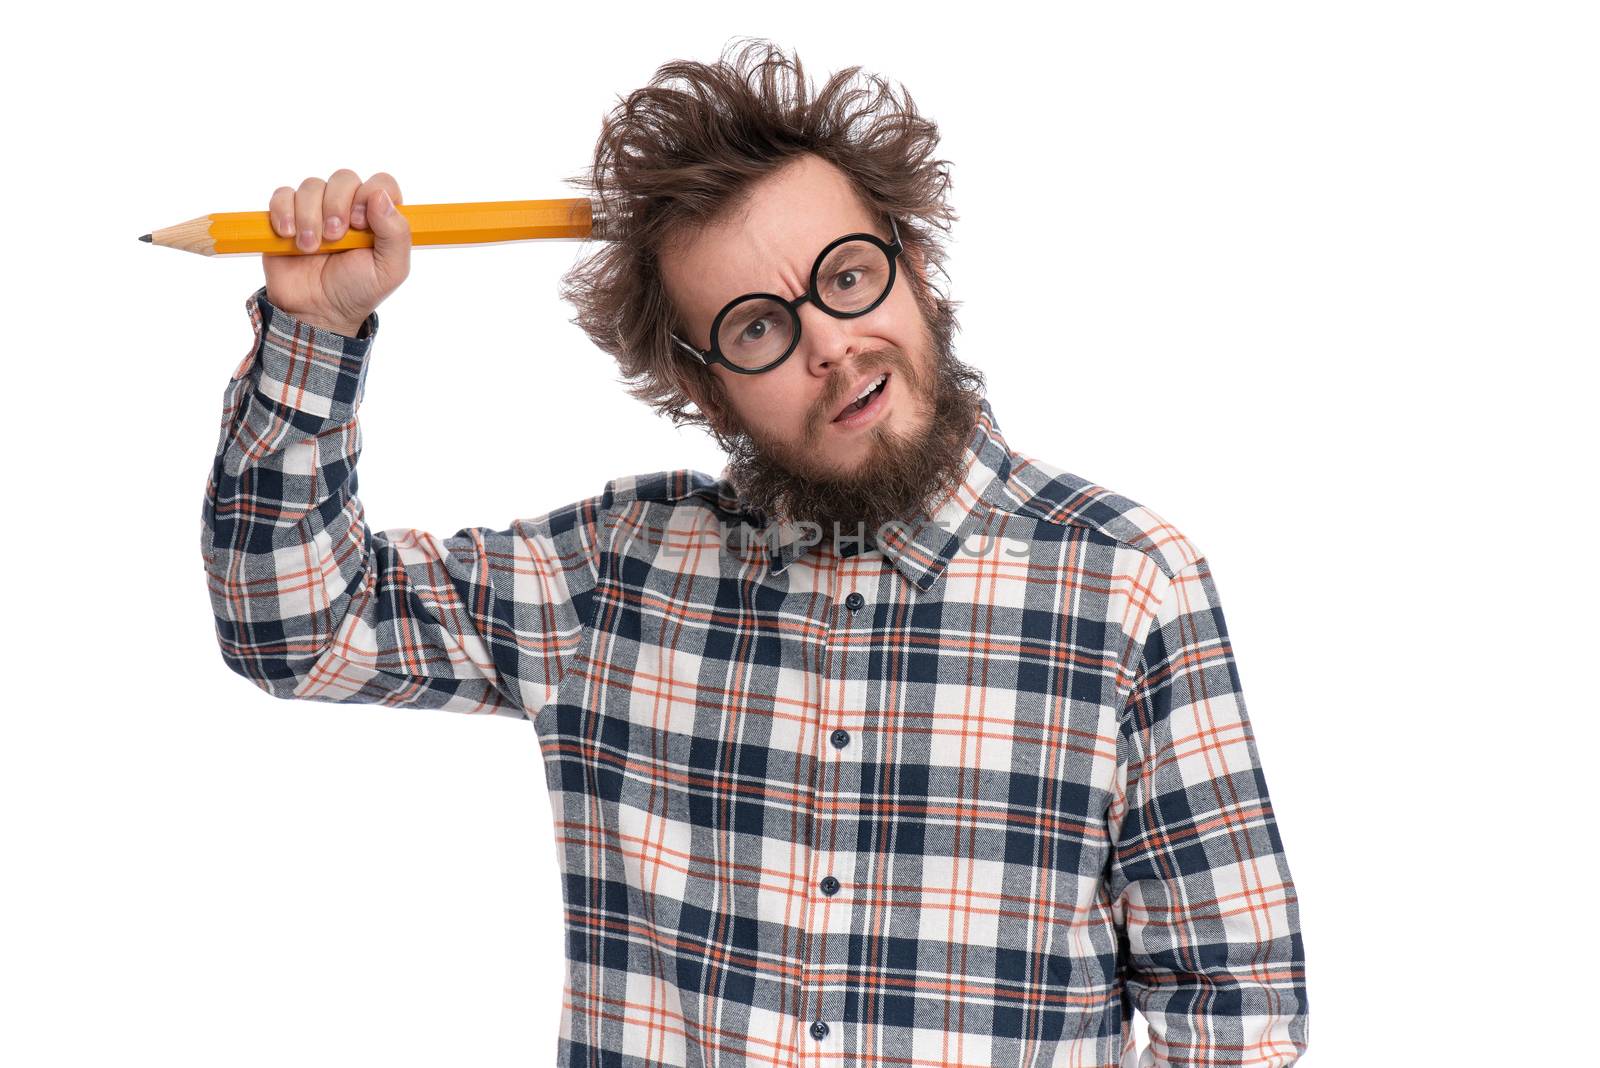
[830,729,850,749]
[820,875,840,895]
[844,591,864,611]
[810,1020,829,1040]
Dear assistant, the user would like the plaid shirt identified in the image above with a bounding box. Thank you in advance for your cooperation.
[202,286,1309,1067]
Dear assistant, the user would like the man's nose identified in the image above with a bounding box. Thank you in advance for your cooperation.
[798,302,860,374]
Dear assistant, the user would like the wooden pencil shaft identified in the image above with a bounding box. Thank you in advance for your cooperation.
[146,197,609,256]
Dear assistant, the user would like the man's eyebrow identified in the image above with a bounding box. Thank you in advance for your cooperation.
[718,224,874,312]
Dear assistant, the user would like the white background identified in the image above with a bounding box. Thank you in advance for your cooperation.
[4,2,1596,1064]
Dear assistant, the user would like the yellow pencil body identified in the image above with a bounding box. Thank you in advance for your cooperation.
[144,198,608,256]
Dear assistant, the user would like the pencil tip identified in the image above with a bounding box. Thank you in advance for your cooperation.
[139,233,152,242]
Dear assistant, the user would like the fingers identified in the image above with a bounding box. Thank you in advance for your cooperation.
[362,174,412,286]
[351,172,402,231]
[267,170,408,275]
[321,168,361,242]
[293,177,326,252]
[269,186,296,240]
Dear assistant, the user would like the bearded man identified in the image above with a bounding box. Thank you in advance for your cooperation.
[204,37,1309,1068]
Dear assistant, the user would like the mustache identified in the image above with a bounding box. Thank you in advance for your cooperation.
[815,348,916,426]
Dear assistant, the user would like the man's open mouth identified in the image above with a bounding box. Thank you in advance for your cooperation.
[833,372,890,423]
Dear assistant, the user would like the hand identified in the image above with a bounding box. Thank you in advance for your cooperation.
[261,169,412,336]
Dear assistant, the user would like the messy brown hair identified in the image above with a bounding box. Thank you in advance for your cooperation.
[559,37,966,438]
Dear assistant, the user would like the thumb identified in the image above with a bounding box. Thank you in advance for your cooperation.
[368,189,412,287]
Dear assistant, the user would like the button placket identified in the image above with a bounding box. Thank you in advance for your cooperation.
[803,557,851,1057]
[806,557,877,1053]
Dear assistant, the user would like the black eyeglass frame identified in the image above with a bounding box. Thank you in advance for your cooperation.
[670,215,903,375]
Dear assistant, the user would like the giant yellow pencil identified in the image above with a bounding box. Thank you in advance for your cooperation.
[139,197,622,255]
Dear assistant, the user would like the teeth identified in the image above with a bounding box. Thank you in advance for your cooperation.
[855,374,887,401]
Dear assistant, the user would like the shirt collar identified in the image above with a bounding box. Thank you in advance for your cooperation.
[720,395,1014,595]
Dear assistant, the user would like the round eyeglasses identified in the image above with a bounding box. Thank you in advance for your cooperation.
[670,215,903,375]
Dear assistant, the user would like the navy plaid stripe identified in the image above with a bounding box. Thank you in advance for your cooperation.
[202,286,1308,1066]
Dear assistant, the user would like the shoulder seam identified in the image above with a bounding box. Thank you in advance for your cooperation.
[997,456,1204,581]
[603,468,723,508]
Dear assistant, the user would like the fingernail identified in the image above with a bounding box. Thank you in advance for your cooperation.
[325,216,342,238]
[277,216,294,237]
[351,205,366,227]
[298,228,316,251]
[378,190,395,217]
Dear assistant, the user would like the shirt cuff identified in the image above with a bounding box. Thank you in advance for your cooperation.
[236,285,381,423]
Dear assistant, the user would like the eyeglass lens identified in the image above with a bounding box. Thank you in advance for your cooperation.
[715,239,893,370]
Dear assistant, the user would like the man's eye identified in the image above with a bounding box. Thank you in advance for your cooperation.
[828,265,876,292]
[738,318,772,343]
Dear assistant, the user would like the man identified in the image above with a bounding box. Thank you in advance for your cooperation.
[203,39,1308,1068]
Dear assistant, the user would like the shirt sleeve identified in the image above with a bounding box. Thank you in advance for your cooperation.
[200,285,606,719]
[1107,555,1309,1066]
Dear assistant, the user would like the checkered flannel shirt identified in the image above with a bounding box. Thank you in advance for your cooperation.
[202,286,1309,1067]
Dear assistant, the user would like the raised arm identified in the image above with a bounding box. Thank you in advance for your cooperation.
[200,286,606,719]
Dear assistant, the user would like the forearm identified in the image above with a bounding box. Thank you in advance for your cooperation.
[201,288,377,697]
[1110,556,1310,1064]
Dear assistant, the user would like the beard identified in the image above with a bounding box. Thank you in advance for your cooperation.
[717,290,985,550]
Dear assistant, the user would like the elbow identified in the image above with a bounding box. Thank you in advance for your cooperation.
[215,645,307,702]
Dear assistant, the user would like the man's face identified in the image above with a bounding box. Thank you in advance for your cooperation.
[659,153,981,540]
